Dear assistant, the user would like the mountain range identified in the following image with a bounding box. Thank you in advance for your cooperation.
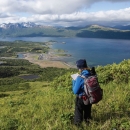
[0,22,39,29]
[0,22,130,39]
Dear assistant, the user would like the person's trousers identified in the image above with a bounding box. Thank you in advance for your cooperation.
[74,96,92,124]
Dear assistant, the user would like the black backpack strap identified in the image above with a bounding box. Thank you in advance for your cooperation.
[89,67,97,76]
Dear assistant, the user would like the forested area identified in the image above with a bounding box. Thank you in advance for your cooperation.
[0,58,76,91]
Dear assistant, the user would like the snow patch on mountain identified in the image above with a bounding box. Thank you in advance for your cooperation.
[0,22,38,29]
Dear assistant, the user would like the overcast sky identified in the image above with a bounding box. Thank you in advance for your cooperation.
[0,0,130,27]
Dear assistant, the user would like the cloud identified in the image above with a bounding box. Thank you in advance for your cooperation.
[0,0,130,26]
[0,13,13,18]
[0,0,130,14]
[0,0,88,14]
[15,7,130,26]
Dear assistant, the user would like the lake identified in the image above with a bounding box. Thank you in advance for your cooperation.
[0,37,130,67]
[19,75,39,80]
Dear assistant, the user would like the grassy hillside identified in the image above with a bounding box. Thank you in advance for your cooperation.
[0,59,130,130]
[76,25,130,39]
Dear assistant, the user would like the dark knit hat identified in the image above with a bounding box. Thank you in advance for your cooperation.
[76,59,87,69]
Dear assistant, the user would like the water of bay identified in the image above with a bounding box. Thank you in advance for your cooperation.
[0,37,130,67]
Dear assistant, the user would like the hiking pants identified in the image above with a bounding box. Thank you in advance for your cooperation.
[74,96,92,124]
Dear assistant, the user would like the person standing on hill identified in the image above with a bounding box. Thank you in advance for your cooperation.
[72,59,92,125]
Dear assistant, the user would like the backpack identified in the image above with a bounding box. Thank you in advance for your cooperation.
[80,67,103,104]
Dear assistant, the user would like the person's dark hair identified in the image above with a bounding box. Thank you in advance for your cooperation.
[76,59,88,69]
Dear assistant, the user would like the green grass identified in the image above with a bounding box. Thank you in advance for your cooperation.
[0,76,130,130]
[0,59,130,129]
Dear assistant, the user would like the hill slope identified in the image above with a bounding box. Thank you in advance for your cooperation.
[0,59,130,129]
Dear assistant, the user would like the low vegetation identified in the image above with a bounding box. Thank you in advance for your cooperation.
[0,57,130,129]
[0,40,49,57]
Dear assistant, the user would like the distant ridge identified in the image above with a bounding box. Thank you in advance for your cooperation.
[0,22,38,29]
[0,22,130,39]
[0,22,54,29]
[112,25,130,30]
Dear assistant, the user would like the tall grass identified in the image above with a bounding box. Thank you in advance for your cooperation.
[1,59,130,129]
[0,75,130,130]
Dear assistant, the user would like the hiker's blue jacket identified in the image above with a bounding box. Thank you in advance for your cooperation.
[72,70,90,96]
